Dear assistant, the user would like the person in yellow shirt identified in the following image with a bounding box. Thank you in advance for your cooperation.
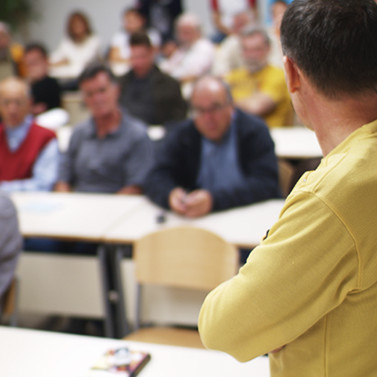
[0,22,25,79]
[225,25,292,128]
[199,1,377,376]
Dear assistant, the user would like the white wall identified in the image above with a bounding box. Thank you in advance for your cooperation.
[27,0,215,54]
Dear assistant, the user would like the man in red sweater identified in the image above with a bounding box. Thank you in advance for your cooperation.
[0,77,59,191]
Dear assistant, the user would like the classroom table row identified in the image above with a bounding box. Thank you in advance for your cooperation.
[0,326,270,377]
[57,124,323,159]
[11,192,285,338]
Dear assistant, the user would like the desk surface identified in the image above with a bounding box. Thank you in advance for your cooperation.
[11,192,144,241]
[105,197,285,249]
[0,326,270,377]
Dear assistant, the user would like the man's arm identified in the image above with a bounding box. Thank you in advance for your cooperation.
[0,194,22,300]
[199,193,358,361]
[0,139,59,192]
[121,134,154,194]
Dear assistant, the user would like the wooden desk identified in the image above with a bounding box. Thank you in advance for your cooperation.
[105,197,285,249]
[0,326,270,377]
[270,126,322,159]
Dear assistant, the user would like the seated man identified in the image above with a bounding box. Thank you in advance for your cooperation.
[159,13,216,98]
[226,25,293,128]
[0,77,59,192]
[0,193,22,310]
[144,75,281,218]
[55,62,153,194]
[118,32,187,126]
[23,42,62,116]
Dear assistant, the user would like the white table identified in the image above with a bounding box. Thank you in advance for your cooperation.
[11,192,144,337]
[0,327,270,377]
[270,126,322,159]
[105,197,285,249]
[11,192,144,241]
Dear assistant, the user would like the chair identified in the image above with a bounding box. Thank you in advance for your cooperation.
[124,226,239,348]
[1,277,18,326]
[278,158,295,197]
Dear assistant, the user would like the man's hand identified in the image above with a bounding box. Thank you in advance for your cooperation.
[169,188,213,218]
[169,187,189,215]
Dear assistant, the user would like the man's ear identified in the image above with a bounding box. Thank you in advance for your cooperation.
[283,56,300,94]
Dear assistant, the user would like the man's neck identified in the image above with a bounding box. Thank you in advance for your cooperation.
[308,94,377,156]
[94,109,121,138]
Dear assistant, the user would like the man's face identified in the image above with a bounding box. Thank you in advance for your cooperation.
[0,80,30,127]
[130,45,155,77]
[124,12,144,34]
[80,71,119,119]
[191,83,233,142]
[241,33,270,73]
[177,23,198,47]
[24,49,49,82]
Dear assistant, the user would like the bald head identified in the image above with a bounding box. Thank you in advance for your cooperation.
[190,76,234,142]
[0,77,31,127]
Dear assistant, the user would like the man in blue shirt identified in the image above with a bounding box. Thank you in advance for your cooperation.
[145,75,281,218]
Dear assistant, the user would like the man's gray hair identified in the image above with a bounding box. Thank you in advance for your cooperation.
[241,24,271,47]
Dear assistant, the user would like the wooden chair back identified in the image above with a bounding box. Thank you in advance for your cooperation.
[134,225,239,291]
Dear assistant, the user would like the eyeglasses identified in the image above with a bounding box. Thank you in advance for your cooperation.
[190,102,230,117]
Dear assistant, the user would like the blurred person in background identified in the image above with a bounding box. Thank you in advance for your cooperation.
[118,32,187,126]
[108,7,160,76]
[0,22,25,80]
[0,77,59,192]
[49,11,102,89]
[226,25,292,128]
[24,42,62,116]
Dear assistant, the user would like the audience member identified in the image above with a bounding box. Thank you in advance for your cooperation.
[49,11,102,87]
[24,42,62,116]
[144,75,280,218]
[135,0,183,43]
[55,62,153,194]
[212,9,257,76]
[226,25,292,127]
[118,32,187,126]
[209,0,256,43]
[159,13,216,97]
[267,0,288,68]
[0,77,59,192]
[199,1,377,377]
[108,7,161,76]
[0,22,25,79]
[0,193,22,309]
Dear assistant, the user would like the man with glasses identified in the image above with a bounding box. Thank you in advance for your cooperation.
[144,75,281,218]
[0,76,59,191]
[55,62,153,194]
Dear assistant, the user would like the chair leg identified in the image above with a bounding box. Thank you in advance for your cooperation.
[134,284,142,331]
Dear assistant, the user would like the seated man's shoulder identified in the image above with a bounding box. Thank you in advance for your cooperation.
[236,108,270,131]
[0,193,17,219]
[122,111,150,137]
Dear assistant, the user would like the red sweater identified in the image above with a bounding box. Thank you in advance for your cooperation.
[0,122,56,181]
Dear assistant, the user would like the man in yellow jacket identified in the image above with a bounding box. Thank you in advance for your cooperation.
[199,1,377,376]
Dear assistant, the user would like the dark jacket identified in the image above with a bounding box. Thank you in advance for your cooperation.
[144,108,281,211]
[118,65,187,126]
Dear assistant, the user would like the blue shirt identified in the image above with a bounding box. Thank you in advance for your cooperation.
[196,119,246,194]
[0,115,59,192]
